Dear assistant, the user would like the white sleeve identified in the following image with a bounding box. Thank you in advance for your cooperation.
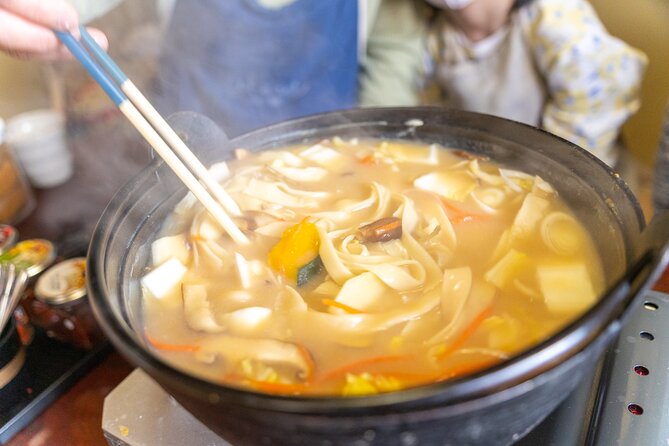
[66,0,124,24]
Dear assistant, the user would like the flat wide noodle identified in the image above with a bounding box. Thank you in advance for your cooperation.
[143,138,605,396]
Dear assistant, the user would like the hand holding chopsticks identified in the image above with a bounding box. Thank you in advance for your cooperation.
[55,27,249,245]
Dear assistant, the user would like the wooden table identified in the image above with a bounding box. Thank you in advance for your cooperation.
[4,267,668,446]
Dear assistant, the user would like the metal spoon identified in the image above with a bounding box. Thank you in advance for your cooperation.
[0,263,28,333]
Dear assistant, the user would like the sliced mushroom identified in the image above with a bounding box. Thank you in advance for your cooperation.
[357,217,402,243]
[199,336,315,382]
[182,284,225,333]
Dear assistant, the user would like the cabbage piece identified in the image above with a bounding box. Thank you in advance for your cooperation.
[531,175,555,197]
[342,373,403,396]
[468,160,504,186]
[451,347,509,360]
[141,257,186,300]
[481,315,521,352]
[182,284,224,333]
[413,171,477,202]
[257,150,304,165]
[510,193,550,240]
[383,142,439,165]
[152,233,190,266]
[484,249,531,289]
[500,169,535,192]
[513,278,541,299]
[335,272,390,313]
[299,143,348,171]
[537,262,597,315]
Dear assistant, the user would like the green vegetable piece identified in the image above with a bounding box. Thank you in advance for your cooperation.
[297,256,323,287]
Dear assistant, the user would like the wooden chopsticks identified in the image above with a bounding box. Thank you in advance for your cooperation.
[56,27,249,245]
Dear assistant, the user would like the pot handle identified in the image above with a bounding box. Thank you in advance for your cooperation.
[614,211,669,322]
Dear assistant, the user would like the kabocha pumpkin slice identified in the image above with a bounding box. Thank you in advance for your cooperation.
[268,220,322,286]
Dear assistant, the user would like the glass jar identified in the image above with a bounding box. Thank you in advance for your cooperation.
[29,257,104,350]
[0,118,36,224]
[0,239,56,278]
[0,225,18,255]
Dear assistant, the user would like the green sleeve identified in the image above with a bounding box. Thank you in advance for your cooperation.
[359,0,429,107]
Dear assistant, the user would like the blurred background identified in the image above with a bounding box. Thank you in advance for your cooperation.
[0,0,667,236]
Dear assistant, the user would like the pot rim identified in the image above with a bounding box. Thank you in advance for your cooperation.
[87,106,645,414]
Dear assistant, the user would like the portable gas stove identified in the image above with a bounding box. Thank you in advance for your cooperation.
[99,290,669,446]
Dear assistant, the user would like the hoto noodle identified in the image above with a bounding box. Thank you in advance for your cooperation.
[141,138,603,396]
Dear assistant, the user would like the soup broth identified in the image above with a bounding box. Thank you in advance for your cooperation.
[141,138,604,396]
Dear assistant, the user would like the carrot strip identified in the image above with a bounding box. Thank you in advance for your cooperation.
[436,358,499,381]
[434,305,494,361]
[322,298,364,314]
[359,154,378,166]
[320,354,415,383]
[248,380,310,395]
[439,199,465,214]
[145,334,200,352]
[440,199,487,224]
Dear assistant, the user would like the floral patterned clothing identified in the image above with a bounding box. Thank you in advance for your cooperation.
[426,0,647,166]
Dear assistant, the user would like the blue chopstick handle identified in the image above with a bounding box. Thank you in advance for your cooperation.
[78,26,128,85]
[55,30,126,106]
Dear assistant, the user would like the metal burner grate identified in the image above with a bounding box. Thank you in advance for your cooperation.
[591,290,669,445]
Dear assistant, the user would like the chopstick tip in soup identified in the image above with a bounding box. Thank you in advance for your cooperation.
[140,138,604,396]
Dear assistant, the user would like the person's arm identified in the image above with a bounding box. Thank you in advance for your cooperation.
[653,103,669,213]
[521,0,647,166]
[359,0,429,107]
[0,0,107,60]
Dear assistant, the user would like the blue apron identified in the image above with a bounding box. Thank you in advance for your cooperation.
[157,0,359,137]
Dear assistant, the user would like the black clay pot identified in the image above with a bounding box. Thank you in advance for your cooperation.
[87,107,669,446]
